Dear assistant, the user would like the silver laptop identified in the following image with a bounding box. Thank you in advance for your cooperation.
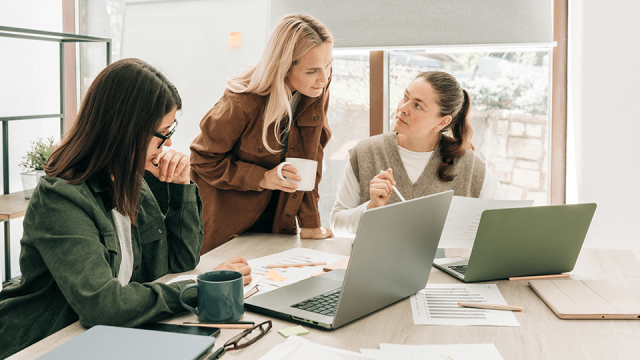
[244,190,454,329]
[433,203,597,282]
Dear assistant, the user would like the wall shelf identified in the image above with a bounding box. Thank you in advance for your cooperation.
[0,25,111,282]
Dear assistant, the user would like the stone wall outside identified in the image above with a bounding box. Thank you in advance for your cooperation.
[469,109,549,205]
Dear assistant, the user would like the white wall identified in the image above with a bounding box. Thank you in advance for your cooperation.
[0,0,63,280]
[569,1,640,257]
[121,0,269,156]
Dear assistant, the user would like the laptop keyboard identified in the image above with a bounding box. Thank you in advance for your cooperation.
[449,265,467,275]
[291,288,342,317]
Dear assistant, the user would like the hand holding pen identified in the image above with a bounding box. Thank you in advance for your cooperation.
[368,169,405,209]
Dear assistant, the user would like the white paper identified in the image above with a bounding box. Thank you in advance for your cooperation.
[410,284,520,327]
[248,248,345,288]
[438,197,533,248]
[164,248,343,297]
[360,343,503,360]
[258,336,376,360]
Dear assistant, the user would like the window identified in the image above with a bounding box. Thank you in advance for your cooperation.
[388,48,551,204]
[318,50,371,227]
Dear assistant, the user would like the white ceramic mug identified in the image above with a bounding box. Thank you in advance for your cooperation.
[276,158,317,191]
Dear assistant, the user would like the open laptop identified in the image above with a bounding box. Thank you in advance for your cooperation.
[433,203,597,282]
[244,190,454,329]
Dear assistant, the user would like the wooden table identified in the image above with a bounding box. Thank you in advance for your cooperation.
[0,192,29,283]
[9,233,640,359]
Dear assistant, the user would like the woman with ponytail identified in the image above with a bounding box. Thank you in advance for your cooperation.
[330,71,507,235]
[190,14,334,253]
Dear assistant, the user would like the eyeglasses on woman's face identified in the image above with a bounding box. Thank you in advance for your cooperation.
[208,320,273,359]
[153,119,178,149]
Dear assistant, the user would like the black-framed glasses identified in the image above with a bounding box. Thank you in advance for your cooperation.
[153,119,178,149]
[208,320,272,359]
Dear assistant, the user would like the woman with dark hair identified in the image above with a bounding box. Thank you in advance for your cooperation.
[330,71,507,235]
[0,58,251,359]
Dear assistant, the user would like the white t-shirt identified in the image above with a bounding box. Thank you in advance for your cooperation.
[112,210,133,286]
[330,146,508,235]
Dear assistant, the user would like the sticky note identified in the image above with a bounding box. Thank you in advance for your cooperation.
[266,269,286,282]
[229,31,242,47]
[278,325,309,338]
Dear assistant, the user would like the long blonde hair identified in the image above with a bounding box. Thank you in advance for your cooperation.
[227,14,333,153]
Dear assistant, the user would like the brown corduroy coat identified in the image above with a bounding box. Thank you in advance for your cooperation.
[190,87,331,254]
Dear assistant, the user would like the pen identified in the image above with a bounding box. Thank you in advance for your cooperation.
[181,323,254,329]
[458,302,523,312]
[379,170,405,202]
[265,262,327,269]
[184,321,255,325]
[509,273,571,281]
[244,285,260,299]
[392,185,406,202]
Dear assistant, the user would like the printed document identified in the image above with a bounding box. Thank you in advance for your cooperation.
[438,197,532,248]
[410,284,520,327]
[165,248,344,297]
[258,336,376,360]
[360,343,504,360]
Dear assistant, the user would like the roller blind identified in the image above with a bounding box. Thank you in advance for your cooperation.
[269,0,553,48]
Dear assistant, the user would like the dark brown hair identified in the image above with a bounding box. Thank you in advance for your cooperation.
[46,58,182,222]
[415,71,473,182]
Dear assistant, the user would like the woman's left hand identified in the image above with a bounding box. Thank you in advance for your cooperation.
[300,227,334,239]
[214,256,252,285]
[145,149,190,184]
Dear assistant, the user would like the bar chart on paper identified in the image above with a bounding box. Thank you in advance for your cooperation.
[410,284,520,326]
[248,248,345,288]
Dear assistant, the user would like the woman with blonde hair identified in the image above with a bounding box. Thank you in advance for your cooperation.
[331,71,507,235]
[191,14,334,253]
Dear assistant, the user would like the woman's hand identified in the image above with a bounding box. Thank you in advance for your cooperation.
[300,227,334,239]
[368,168,395,210]
[145,149,190,185]
[259,164,300,192]
[214,256,252,285]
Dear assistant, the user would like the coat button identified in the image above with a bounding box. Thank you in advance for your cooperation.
[135,265,139,271]
[293,194,297,199]
[157,228,163,234]
[282,229,287,232]
[313,116,318,121]
[258,147,263,153]
[289,144,294,149]
[286,214,290,218]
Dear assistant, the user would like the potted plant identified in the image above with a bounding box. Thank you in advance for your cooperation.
[19,137,55,199]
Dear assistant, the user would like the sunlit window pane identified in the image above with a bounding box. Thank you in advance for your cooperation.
[318,50,370,228]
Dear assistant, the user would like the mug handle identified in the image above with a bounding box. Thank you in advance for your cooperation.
[276,162,291,181]
[179,282,200,316]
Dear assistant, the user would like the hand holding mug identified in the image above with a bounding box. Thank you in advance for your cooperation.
[368,168,395,209]
[259,164,299,193]
[276,158,318,191]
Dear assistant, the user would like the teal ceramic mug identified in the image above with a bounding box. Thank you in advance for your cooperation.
[179,270,244,322]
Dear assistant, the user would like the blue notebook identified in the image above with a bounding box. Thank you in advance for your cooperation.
[36,325,216,360]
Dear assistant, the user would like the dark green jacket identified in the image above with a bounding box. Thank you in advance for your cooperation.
[0,176,204,359]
